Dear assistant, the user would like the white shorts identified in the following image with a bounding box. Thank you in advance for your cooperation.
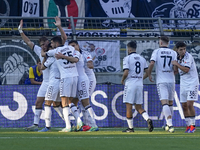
[37,81,49,97]
[157,83,175,101]
[123,82,143,105]
[180,85,199,103]
[77,77,90,100]
[45,79,61,102]
[60,77,77,97]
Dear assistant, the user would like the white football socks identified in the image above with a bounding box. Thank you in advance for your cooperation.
[33,108,42,125]
[63,106,71,129]
[44,105,52,128]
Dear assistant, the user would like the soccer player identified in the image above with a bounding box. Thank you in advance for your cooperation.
[148,36,177,133]
[172,42,199,133]
[81,42,97,129]
[38,43,62,132]
[18,16,67,131]
[69,40,98,131]
[42,36,83,132]
[121,41,153,132]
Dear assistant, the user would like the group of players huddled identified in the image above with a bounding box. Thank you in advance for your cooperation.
[19,17,98,132]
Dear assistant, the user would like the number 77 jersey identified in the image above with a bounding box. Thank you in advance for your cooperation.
[46,45,79,79]
[150,47,177,84]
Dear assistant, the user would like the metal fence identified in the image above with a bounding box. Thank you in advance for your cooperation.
[0,17,200,85]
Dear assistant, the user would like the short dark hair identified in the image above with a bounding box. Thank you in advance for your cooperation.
[38,36,48,43]
[159,36,169,43]
[51,36,62,44]
[36,58,41,64]
[127,41,137,49]
[47,43,52,50]
[175,42,187,49]
[68,40,78,45]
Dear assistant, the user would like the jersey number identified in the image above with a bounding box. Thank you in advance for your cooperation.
[161,56,172,68]
[63,51,73,64]
[135,62,141,74]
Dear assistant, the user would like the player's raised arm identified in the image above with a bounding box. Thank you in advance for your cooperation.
[54,16,67,45]
[18,20,34,50]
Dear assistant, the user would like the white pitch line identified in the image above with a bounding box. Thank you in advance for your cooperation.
[0,136,199,139]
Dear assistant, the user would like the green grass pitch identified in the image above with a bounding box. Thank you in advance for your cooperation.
[0,127,199,150]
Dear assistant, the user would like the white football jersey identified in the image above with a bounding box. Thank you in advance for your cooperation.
[123,52,148,85]
[178,52,199,86]
[150,47,177,84]
[76,52,88,80]
[82,51,95,76]
[46,45,79,79]
[33,45,49,82]
[44,56,60,84]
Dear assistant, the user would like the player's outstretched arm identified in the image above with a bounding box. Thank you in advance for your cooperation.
[18,20,34,50]
[54,16,67,44]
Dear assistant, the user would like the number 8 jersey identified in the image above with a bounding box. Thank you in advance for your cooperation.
[123,52,148,85]
[150,47,177,84]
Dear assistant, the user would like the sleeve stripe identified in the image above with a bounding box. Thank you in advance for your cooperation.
[185,66,190,69]
[123,68,129,71]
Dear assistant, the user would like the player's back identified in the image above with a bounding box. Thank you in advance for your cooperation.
[47,45,79,79]
[44,57,60,84]
[151,47,177,84]
[123,53,147,85]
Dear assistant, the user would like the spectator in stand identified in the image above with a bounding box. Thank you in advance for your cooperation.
[24,59,43,85]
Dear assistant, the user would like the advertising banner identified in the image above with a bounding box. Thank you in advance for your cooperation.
[90,0,200,29]
[1,84,200,128]
[0,40,38,85]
